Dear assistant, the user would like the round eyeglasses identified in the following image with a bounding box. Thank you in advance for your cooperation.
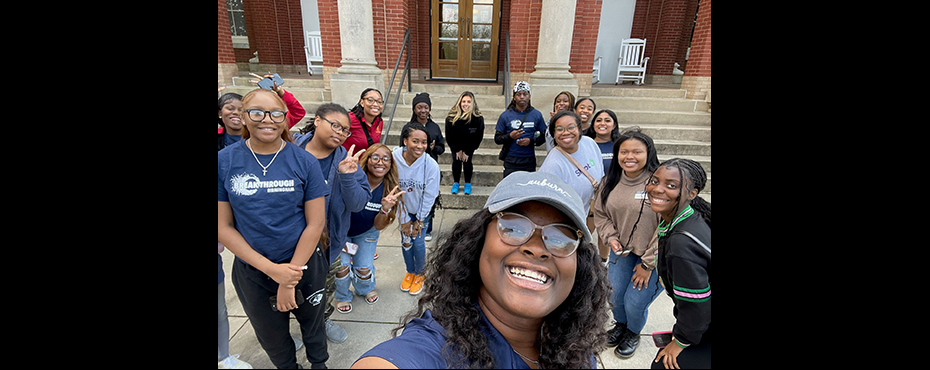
[368,154,391,164]
[245,109,287,123]
[495,212,581,257]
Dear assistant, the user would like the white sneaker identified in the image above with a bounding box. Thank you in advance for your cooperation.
[424,233,432,241]
[218,354,253,369]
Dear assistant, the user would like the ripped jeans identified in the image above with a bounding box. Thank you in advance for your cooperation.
[401,216,430,275]
[334,226,380,302]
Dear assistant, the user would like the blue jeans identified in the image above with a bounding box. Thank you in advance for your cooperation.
[608,251,664,334]
[335,226,380,302]
[401,216,430,275]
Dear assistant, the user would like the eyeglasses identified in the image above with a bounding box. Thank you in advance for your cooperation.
[245,109,287,123]
[364,97,384,106]
[554,124,578,133]
[369,154,391,164]
[495,212,581,257]
[320,115,352,137]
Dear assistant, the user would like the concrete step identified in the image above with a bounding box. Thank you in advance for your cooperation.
[436,182,710,209]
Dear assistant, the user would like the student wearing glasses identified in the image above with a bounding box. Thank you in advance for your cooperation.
[294,103,372,345]
[352,171,611,369]
[334,143,405,314]
[218,89,329,369]
[538,111,605,217]
[344,88,385,152]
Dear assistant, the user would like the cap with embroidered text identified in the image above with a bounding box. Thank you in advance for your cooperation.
[484,171,592,242]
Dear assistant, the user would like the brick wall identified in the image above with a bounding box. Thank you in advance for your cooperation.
[242,0,306,67]
[631,0,700,77]
[318,0,341,67]
[218,0,236,64]
[684,0,709,77]
[568,0,601,74]
[508,0,543,74]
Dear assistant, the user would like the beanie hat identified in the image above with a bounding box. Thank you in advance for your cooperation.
[412,92,432,109]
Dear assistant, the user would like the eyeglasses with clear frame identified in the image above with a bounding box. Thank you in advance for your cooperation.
[495,212,582,257]
[319,115,352,137]
[245,109,287,123]
[368,154,391,164]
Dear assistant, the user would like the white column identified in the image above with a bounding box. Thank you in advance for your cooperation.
[529,0,579,110]
[330,0,384,108]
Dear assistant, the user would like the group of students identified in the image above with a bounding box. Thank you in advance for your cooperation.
[218,77,710,369]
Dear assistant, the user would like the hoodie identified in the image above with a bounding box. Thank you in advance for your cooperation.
[294,132,371,265]
[392,145,440,224]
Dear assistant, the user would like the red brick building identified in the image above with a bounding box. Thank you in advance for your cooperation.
[217,0,710,101]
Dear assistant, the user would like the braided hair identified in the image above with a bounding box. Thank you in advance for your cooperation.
[349,88,383,124]
[657,158,711,228]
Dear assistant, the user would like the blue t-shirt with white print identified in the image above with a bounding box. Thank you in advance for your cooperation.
[495,107,547,158]
[218,140,330,264]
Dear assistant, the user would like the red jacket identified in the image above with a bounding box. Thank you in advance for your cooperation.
[342,111,383,152]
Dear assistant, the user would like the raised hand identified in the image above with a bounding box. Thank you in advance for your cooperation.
[381,185,406,214]
[338,144,365,174]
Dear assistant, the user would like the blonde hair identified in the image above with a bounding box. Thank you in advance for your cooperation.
[240,88,294,143]
[447,91,482,125]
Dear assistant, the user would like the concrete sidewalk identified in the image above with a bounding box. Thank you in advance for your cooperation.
[221,208,676,369]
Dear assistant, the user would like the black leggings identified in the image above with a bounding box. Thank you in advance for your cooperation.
[451,150,475,183]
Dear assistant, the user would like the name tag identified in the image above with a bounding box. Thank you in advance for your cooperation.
[634,191,648,200]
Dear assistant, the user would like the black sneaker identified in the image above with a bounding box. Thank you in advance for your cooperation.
[606,321,627,347]
[613,328,640,359]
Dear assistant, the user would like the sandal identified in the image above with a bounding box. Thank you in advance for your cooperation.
[365,290,379,305]
[336,301,352,314]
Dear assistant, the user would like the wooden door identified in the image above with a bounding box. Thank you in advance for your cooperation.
[431,0,500,80]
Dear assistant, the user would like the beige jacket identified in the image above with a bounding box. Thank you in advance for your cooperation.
[592,170,661,269]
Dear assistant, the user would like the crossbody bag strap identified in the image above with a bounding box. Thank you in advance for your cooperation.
[556,146,598,187]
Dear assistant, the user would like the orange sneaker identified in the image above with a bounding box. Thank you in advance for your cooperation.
[401,272,415,291]
[409,274,425,295]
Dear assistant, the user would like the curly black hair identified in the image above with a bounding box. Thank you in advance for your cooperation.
[393,207,611,368]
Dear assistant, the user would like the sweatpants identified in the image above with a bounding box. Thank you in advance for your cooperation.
[232,245,329,368]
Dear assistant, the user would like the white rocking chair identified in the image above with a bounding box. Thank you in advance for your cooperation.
[304,31,323,75]
[615,38,649,85]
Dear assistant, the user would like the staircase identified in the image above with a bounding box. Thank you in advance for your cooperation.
[225,73,711,209]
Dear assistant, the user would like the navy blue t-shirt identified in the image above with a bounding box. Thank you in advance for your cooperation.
[597,140,614,172]
[218,140,330,264]
[358,307,533,369]
[348,182,383,237]
[495,107,547,158]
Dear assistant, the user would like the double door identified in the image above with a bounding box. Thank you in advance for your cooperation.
[431,0,500,80]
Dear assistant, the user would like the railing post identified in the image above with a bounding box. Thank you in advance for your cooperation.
[383,28,411,140]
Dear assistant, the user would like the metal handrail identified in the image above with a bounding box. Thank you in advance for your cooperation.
[502,30,511,106]
[383,28,411,138]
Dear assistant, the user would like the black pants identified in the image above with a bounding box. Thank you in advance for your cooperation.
[232,246,329,368]
[502,155,537,178]
[451,150,475,183]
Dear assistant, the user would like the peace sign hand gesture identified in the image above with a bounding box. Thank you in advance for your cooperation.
[381,185,406,213]
[338,144,365,174]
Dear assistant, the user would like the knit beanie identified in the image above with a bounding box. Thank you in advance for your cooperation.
[412,92,432,109]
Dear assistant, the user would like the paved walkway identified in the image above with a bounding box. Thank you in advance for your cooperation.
[221,208,676,369]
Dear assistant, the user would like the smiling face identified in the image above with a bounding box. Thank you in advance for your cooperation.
[554,93,572,112]
[403,128,429,162]
[552,115,581,151]
[479,201,577,320]
[574,99,595,125]
[616,138,648,178]
[646,165,697,221]
[414,102,430,123]
[365,145,392,180]
[592,111,615,141]
[219,98,243,132]
[459,95,473,114]
[361,90,383,118]
[242,91,286,145]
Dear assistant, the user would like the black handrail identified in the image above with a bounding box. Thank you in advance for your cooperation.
[502,30,511,106]
[383,28,411,138]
